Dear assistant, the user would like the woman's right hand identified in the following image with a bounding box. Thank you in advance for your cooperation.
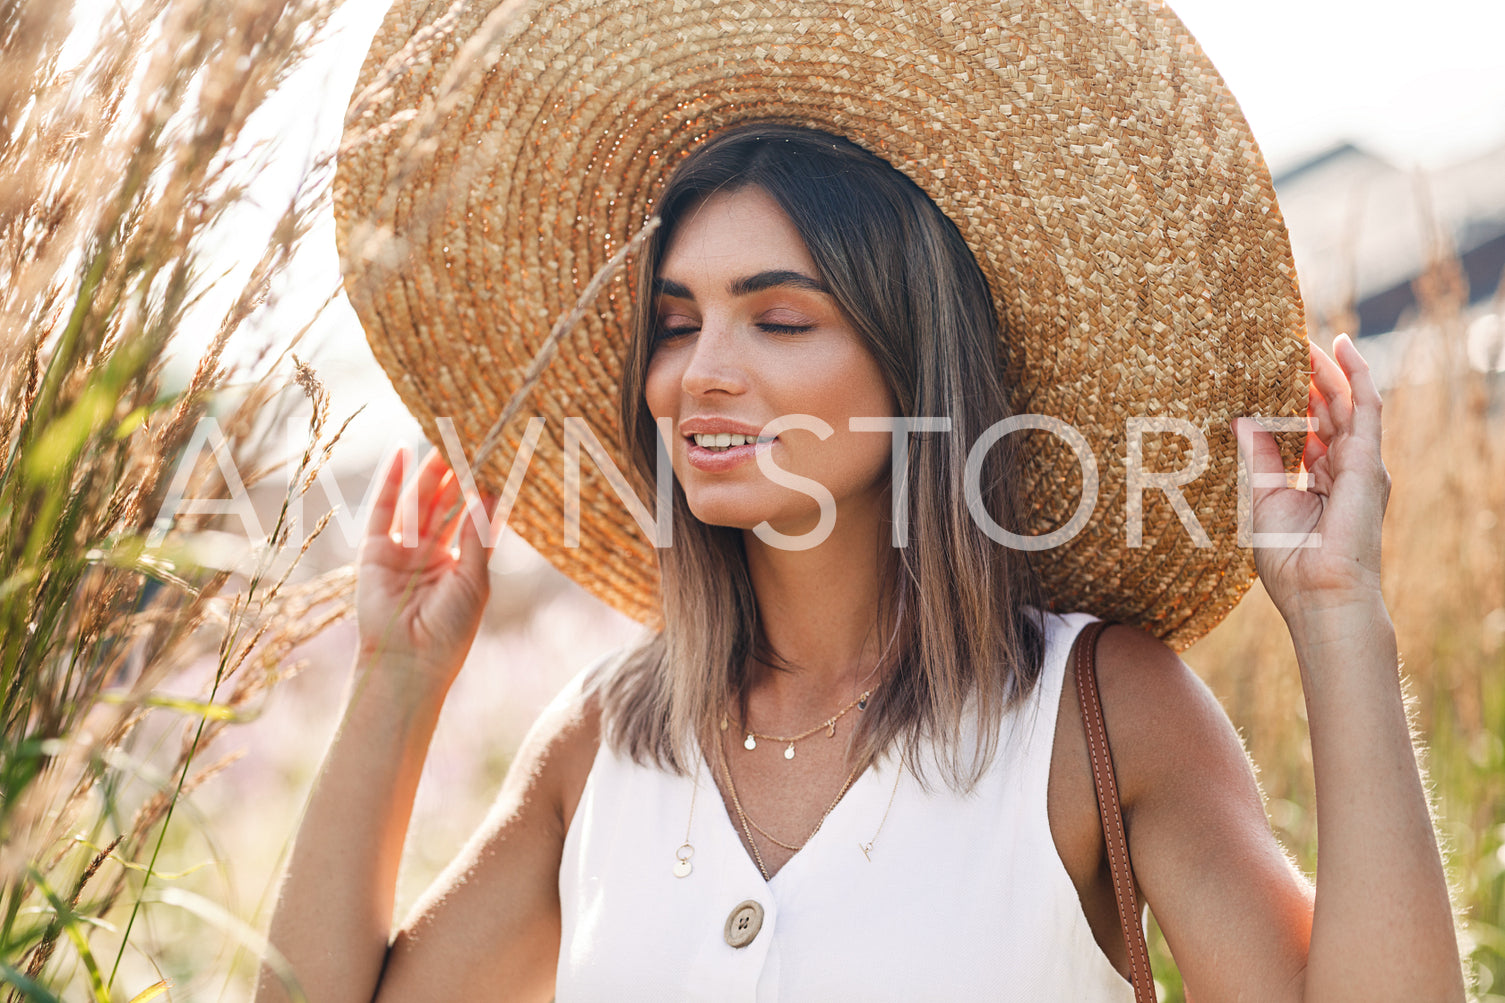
[355,445,498,695]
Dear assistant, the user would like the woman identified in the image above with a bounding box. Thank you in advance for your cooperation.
[261,2,1464,1000]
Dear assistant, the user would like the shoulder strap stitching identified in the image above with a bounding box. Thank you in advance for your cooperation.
[1074,620,1157,1003]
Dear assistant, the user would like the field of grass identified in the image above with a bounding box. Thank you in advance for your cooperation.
[0,0,351,998]
[1151,261,1505,1000]
[2,0,1502,1000]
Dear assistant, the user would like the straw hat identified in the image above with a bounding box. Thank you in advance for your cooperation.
[334,0,1308,650]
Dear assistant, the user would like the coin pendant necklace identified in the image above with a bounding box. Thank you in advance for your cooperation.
[721,687,874,761]
[715,734,906,882]
[673,742,904,880]
[673,758,701,878]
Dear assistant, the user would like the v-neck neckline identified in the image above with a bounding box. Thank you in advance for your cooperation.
[693,737,888,886]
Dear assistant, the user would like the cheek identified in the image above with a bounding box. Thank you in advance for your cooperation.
[836,428,895,495]
[644,351,680,420]
[806,350,897,484]
[818,349,896,426]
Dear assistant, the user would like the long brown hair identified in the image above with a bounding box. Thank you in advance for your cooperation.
[594,124,1045,791]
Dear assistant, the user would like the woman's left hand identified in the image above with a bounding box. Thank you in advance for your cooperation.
[1236,333,1391,623]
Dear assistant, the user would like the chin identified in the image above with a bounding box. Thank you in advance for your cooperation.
[682,486,816,536]
[683,494,767,532]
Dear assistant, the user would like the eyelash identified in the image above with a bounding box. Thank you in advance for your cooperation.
[654,322,814,341]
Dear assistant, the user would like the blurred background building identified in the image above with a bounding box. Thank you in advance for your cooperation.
[1278,140,1505,380]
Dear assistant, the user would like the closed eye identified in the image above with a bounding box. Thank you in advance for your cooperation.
[655,322,813,341]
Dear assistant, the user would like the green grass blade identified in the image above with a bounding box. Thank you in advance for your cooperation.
[27,868,108,1002]
[0,961,65,1003]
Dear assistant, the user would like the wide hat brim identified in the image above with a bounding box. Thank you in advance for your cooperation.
[334,0,1308,651]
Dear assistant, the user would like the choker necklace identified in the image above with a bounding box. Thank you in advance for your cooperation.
[721,686,874,761]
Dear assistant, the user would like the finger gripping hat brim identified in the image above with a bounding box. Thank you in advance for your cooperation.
[334,0,1308,651]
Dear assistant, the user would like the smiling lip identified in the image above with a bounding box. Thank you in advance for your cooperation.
[678,417,773,438]
[685,437,773,472]
[679,418,777,473]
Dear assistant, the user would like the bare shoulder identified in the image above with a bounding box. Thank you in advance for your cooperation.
[1086,624,1245,808]
[509,671,605,836]
[374,672,603,1003]
[1050,621,1313,997]
[1050,623,1220,843]
[1058,621,1276,854]
[1048,622,1218,976]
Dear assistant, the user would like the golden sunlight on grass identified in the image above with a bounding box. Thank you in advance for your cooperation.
[1,0,351,997]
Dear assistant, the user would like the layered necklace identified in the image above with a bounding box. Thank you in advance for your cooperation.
[674,731,902,882]
[718,735,902,880]
[721,686,874,761]
[674,677,900,882]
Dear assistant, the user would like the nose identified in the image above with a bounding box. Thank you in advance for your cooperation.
[679,319,747,398]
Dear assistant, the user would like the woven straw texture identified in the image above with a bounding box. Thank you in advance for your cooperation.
[334,0,1308,650]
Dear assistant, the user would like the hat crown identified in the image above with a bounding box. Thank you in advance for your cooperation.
[335,0,1307,648]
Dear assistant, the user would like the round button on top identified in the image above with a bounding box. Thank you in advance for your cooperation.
[723,899,765,949]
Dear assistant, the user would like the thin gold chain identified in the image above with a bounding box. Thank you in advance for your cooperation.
[683,758,700,842]
[716,735,902,878]
[717,740,774,880]
[671,758,701,875]
[727,753,862,853]
[732,688,873,746]
[741,811,805,852]
[859,758,904,861]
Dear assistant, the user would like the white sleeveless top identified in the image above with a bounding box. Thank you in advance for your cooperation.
[556,611,1136,1001]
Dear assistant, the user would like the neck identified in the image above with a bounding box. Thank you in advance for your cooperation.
[741,491,895,722]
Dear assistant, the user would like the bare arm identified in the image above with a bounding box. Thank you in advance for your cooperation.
[373,682,598,1001]
[1105,336,1461,1001]
[254,658,450,1003]
[254,446,577,1002]
[1290,600,1458,998]
[1099,609,1459,1002]
[1258,337,1460,1000]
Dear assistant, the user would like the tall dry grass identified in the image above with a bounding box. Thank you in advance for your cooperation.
[0,0,353,998]
[1146,240,1505,999]
[4,0,1504,999]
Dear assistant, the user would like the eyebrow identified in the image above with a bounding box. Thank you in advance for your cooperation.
[652,270,829,301]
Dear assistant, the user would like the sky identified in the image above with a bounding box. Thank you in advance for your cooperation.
[1166,0,1505,170]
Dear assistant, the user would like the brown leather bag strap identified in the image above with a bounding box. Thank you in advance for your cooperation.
[1073,619,1157,1003]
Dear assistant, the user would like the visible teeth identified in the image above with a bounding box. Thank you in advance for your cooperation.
[692,432,772,450]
